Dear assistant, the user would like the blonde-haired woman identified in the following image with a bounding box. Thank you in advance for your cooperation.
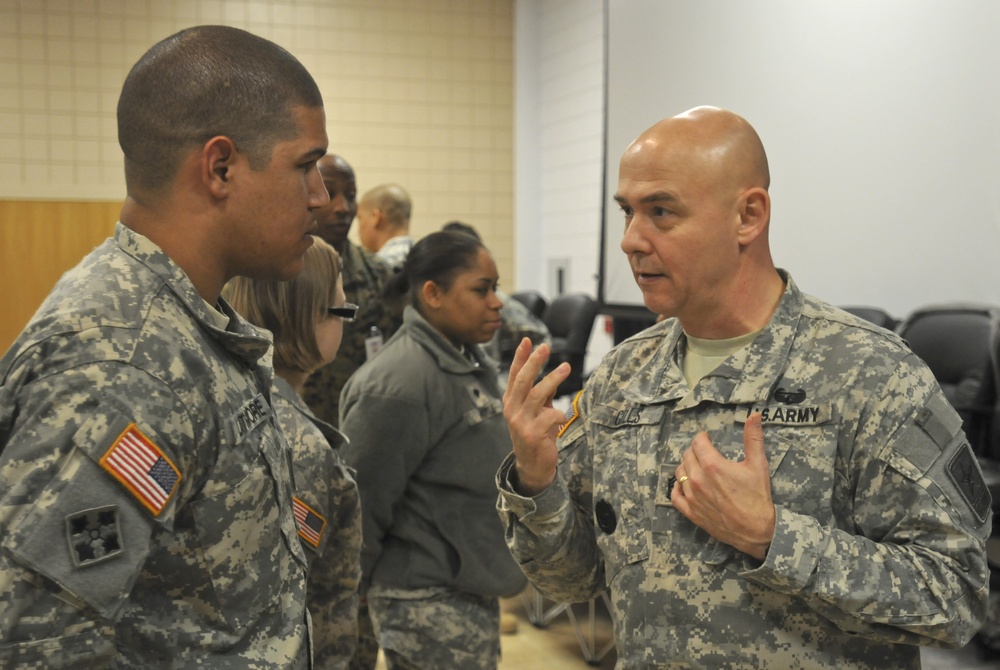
[224,237,362,669]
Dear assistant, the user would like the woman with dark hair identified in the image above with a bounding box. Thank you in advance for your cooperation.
[340,231,526,669]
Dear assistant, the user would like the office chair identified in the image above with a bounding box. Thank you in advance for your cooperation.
[542,293,598,398]
[509,290,548,320]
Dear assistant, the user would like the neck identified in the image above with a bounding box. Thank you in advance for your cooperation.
[276,367,309,395]
[682,266,785,339]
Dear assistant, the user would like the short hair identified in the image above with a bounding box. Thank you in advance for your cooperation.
[361,184,412,230]
[223,238,342,373]
[118,25,324,194]
[385,231,486,311]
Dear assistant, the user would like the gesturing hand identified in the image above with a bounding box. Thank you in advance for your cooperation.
[671,413,776,560]
[502,338,571,496]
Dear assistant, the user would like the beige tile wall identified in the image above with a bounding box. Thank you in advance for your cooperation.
[0,0,515,285]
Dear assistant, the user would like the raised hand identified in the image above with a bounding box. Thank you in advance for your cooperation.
[502,338,571,495]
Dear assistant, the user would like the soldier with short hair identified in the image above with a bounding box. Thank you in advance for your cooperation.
[499,106,991,668]
[0,25,329,667]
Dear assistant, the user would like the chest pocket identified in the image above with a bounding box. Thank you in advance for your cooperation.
[736,404,843,525]
[588,401,665,585]
[190,409,289,632]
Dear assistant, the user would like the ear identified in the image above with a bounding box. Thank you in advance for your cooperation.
[202,136,239,199]
[420,279,444,310]
[736,187,770,246]
[372,209,387,230]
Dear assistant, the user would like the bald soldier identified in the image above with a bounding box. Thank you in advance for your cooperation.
[0,26,328,667]
[497,107,990,668]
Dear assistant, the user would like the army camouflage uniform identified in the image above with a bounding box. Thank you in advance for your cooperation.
[482,290,551,374]
[0,224,311,668]
[367,585,501,669]
[375,235,413,272]
[273,377,363,670]
[304,242,401,428]
[498,272,991,669]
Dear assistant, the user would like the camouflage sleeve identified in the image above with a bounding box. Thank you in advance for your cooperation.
[740,355,991,648]
[0,358,193,667]
[496,390,605,604]
[307,453,363,670]
[339,390,429,585]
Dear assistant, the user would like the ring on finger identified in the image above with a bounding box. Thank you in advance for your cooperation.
[677,475,689,485]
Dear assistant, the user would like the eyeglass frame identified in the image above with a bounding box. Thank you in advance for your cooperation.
[327,302,359,322]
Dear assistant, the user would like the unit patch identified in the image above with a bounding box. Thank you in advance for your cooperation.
[99,423,181,516]
[293,496,327,549]
[66,505,123,567]
[947,443,991,523]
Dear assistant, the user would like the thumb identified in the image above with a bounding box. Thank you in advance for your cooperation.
[742,412,767,468]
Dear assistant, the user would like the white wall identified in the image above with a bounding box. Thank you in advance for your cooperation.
[600,0,1000,319]
[515,0,612,372]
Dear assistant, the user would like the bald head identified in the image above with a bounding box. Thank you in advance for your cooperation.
[625,106,770,196]
[359,184,412,232]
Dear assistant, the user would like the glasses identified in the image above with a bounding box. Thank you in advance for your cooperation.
[327,303,359,322]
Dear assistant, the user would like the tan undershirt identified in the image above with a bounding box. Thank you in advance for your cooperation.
[682,328,763,387]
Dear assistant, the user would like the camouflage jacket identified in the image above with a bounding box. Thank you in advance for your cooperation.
[498,273,991,669]
[273,377,362,670]
[304,242,401,428]
[0,224,311,668]
[341,306,526,599]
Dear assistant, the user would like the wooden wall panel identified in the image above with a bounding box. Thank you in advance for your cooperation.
[0,200,121,353]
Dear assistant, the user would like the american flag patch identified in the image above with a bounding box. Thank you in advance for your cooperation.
[293,496,326,549]
[557,390,584,438]
[99,424,181,517]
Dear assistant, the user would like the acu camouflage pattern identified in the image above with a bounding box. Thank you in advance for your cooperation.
[367,585,500,670]
[0,224,311,668]
[304,241,402,428]
[498,272,991,669]
[273,377,363,670]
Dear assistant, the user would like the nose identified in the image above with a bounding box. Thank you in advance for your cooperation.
[620,214,651,257]
[307,167,330,209]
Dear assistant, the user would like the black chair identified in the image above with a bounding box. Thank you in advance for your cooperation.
[896,304,1000,462]
[509,290,548,320]
[841,305,898,331]
[542,293,599,398]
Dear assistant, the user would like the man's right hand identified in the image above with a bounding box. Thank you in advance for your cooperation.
[502,338,571,496]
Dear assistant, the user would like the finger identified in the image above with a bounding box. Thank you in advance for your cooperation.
[505,338,534,395]
[504,341,550,406]
[527,361,572,409]
[742,412,766,467]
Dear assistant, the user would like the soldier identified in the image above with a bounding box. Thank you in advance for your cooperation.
[356,183,414,272]
[341,232,526,668]
[303,155,402,429]
[224,237,363,669]
[498,106,991,668]
[0,26,328,666]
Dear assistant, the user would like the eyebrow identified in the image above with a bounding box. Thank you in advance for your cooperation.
[302,147,327,162]
[613,190,680,206]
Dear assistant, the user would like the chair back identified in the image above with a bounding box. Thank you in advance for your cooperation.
[896,304,1000,460]
[542,293,598,397]
[509,290,548,319]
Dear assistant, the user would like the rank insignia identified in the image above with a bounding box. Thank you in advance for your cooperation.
[293,496,326,549]
[99,423,181,517]
[66,505,123,567]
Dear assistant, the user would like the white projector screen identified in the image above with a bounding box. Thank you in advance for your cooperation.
[601,0,1000,319]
